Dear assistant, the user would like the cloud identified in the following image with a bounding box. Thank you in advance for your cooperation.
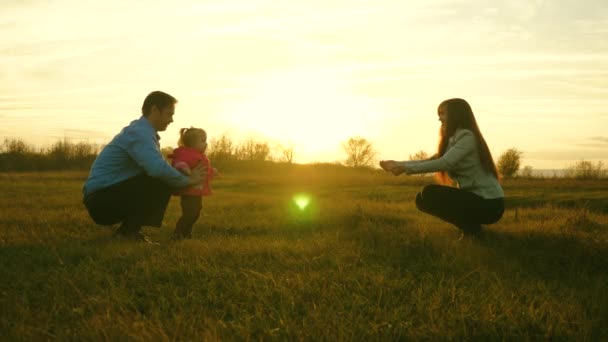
[55,129,109,140]
[526,148,608,160]
[577,136,608,148]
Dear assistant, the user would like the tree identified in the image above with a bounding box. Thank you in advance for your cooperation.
[276,144,295,164]
[409,150,429,161]
[46,139,73,165]
[409,150,431,176]
[236,138,271,161]
[207,133,236,163]
[2,138,32,154]
[342,136,376,167]
[497,148,522,178]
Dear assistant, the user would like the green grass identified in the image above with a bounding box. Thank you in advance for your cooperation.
[1,169,607,340]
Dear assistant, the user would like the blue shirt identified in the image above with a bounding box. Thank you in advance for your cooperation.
[83,116,189,197]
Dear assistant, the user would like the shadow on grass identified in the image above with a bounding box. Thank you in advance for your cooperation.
[506,195,608,214]
[479,229,608,282]
[344,219,608,289]
[0,234,148,277]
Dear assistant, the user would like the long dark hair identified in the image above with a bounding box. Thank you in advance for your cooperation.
[435,98,499,184]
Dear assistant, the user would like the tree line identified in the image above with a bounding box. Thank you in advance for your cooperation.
[0,135,292,172]
[0,134,381,172]
[494,148,607,180]
[0,136,605,179]
[0,138,99,171]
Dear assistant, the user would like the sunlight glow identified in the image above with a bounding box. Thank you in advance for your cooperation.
[222,70,382,160]
[293,194,311,211]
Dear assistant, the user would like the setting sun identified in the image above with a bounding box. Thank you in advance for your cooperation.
[221,69,381,158]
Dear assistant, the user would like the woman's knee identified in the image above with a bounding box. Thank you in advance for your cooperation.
[484,208,504,225]
[415,191,435,214]
[415,192,425,210]
[420,184,443,199]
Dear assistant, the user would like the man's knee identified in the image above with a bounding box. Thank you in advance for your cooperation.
[85,205,122,226]
[84,196,122,226]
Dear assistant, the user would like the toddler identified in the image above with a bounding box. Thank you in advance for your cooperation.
[169,127,217,239]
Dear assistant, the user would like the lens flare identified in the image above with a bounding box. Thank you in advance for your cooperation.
[288,193,319,225]
[293,194,311,211]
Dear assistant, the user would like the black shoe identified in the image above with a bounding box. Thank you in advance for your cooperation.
[458,224,482,239]
[113,223,139,236]
[170,232,192,241]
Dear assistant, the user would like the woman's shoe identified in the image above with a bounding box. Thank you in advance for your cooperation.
[459,224,482,238]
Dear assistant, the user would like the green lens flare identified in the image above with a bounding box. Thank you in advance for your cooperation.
[289,193,319,225]
[293,194,311,210]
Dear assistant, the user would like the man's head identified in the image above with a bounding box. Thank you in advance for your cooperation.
[141,91,178,132]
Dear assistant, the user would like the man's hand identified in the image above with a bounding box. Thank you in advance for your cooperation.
[188,162,207,186]
[174,162,191,175]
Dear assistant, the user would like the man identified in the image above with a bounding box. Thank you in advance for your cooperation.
[83,91,204,243]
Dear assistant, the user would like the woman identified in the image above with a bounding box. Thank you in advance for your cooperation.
[380,98,504,236]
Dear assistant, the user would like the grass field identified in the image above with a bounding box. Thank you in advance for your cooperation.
[1,168,607,340]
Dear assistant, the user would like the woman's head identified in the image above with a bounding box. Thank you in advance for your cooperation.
[435,98,499,183]
[178,127,207,152]
[437,98,478,137]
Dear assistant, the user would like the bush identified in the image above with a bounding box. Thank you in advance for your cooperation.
[519,165,534,178]
[497,148,522,178]
[564,160,607,180]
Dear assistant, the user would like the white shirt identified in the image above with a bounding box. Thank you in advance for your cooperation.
[398,128,504,199]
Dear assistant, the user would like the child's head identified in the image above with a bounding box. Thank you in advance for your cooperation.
[178,127,207,152]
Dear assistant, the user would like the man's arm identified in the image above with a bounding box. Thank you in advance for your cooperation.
[125,129,190,187]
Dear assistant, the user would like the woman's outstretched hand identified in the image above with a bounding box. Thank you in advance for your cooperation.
[379,160,406,176]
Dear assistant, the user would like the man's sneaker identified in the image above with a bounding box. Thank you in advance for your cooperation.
[114,228,159,245]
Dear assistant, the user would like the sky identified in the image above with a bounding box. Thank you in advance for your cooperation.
[1,0,607,169]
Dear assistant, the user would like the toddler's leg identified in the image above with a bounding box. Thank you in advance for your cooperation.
[174,195,202,238]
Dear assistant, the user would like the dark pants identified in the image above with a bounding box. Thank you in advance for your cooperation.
[83,174,172,233]
[415,184,504,231]
[174,195,203,237]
